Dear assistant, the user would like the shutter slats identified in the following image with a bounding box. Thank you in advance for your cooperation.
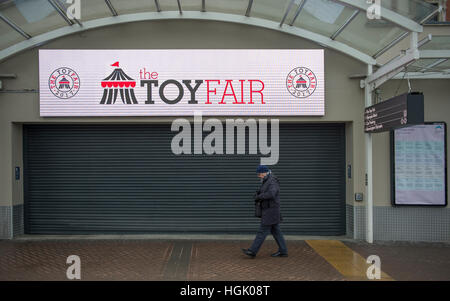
[24,123,346,235]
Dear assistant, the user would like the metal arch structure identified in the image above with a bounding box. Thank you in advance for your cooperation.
[0,0,429,64]
[393,49,450,79]
[0,11,377,64]
[333,0,423,32]
[393,72,450,79]
[364,42,450,88]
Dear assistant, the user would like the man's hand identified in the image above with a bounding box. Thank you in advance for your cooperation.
[254,192,260,202]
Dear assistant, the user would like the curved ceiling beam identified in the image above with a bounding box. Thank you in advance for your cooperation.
[0,11,376,64]
[333,0,423,32]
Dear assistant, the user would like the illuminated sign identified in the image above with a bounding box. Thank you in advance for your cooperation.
[39,49,324,117]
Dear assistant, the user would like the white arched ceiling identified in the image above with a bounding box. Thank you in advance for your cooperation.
[1,11,379,64]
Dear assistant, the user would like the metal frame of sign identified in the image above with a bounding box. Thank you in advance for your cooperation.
[390,122,448,207]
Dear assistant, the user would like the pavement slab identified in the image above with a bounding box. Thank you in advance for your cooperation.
[0,239,449,281]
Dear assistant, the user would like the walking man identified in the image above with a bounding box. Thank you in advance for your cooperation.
[242,165,288,258]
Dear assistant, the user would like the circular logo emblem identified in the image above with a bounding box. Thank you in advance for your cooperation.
[48,67,80,99]
[286,67,317,98]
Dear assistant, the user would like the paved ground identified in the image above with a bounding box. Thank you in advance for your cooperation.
[0,239,449,281]
[343,241,450,281]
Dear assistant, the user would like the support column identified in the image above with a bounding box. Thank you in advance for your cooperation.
[0,121,13,239]
[365,64,373,244]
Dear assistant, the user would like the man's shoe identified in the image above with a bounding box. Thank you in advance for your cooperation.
[241,248,256,258]
[271,251,288,257]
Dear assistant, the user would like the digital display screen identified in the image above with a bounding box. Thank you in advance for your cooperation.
[364,93,424,133]
[392,123,447,206]
[39,49,325,117]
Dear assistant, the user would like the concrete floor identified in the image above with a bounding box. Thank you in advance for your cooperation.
[0,238,449,281]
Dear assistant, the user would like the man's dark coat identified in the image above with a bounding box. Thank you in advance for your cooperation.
[255,173,281,225]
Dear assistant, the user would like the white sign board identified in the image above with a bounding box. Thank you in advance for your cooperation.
[393,123,447,206]
[39,49,324,116]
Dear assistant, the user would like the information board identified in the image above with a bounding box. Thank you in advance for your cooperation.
[391,123,447,206]
[365,93,424,133]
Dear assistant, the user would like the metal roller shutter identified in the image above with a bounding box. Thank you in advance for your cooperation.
[24,123,345,235]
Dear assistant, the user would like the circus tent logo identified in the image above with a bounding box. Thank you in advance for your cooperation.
[48,67,80,99]
[286,67,317,99]
[100,62,138,104]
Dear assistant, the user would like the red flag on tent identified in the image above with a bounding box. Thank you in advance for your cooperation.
[111,62,119,67]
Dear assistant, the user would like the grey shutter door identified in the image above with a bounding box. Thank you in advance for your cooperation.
[24,123,345,235]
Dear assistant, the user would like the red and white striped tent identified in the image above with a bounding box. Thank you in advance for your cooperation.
[100,62,138,104]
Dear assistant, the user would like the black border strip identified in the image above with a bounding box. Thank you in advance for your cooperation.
[23,124,29,234]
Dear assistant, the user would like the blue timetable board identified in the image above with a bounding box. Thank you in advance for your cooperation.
[391,123,447,206]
